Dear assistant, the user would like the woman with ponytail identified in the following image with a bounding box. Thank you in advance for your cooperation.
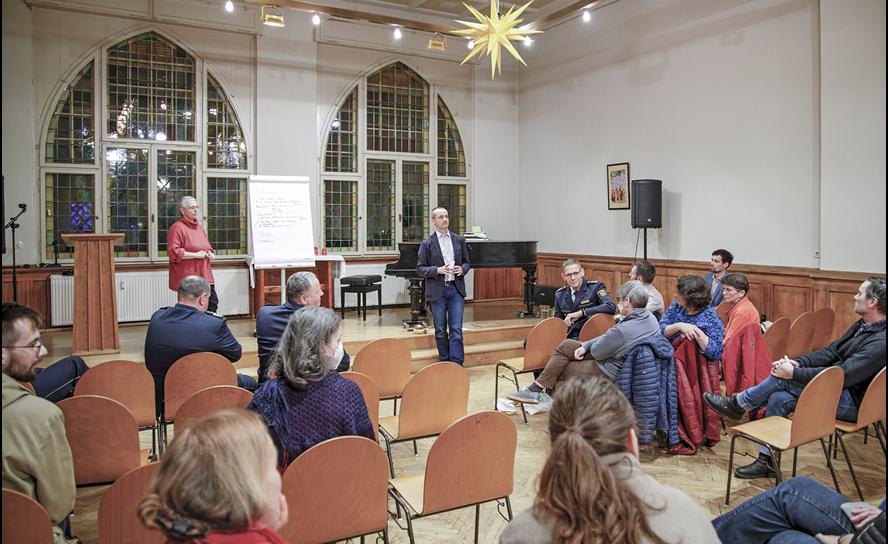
[500,376,720,544]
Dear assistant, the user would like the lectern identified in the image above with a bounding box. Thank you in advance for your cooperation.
[61,233,124,356]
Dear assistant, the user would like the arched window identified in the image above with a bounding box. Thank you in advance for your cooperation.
[41,31,249,262]
[321,61,469,255]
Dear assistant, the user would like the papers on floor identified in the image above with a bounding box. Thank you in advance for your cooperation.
[496,392,553,415]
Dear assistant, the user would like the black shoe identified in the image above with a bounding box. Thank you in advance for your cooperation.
[703,392,745,420]
[734,454,777,479]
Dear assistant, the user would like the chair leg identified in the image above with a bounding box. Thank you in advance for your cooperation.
[494,364,501,411]
[383,526,390,544]
[384,435,395,478]
[819,438,842,495]
[864,425,869,444]
[874,421,887,455]
[474,504,480,544]
[405,508,416,544]
[725,434,738,504]
[393,397,398,416]
[771,448,783,484]
[835,431,864,500]
[378,286,382,316]
[792,447,798,477]
[412,440,418,455]
[505,495,513,520]
[340,288,346,319]
[520,403,528,425]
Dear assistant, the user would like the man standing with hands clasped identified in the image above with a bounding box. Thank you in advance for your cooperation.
[417,207,470,365]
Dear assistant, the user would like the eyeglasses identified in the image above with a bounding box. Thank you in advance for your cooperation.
[2,340,44,352]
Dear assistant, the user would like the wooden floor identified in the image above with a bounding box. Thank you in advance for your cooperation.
[48,301,886,544]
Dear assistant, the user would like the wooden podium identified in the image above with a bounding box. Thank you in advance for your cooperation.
[62,233,125,356]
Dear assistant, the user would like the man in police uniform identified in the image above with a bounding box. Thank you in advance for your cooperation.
[554,258,616,340]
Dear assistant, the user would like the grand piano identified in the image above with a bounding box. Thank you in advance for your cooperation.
[385,240,538,327]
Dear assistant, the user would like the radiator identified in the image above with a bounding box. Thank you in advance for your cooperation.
[50,268,250,326]
[333,263,474,308]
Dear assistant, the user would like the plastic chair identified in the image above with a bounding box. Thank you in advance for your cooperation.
[388,411,517,544]
[98,463,165,543]
[724,367,844,504]
[279,436,389,543]
[811,307,836,351]
[763,317,791,360]
[578,312,615,342]
[2,488,54,544]
[58,395,146,486]
[342,371,380,440]
[785,311,817,359]
[832,368,887,500]
[74,360,159,460]
[162,352,237,447]
[352,338,412,415]
[379,362,469,477]
[494,317,567,423]
[174,385,253,432]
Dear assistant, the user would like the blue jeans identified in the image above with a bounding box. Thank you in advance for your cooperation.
[430,284,465,364]
[713,477,855,543]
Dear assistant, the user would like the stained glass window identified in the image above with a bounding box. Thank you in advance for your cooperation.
[45,173,96,259]
[366,62,429,153]
[323,180,358,253]
[324,87,358,173]
[45,61,95,164]
[437,97,466,177]
[366,159,395,251]
[106,148,149,257]
[156,150,197,256]
[437,184,467,237]
[207,74,247,169]
[207,177,248,255]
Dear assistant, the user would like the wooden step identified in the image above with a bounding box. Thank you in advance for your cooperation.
[409,340,525,372]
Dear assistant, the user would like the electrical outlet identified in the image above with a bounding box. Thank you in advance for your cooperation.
[814,250,821,259]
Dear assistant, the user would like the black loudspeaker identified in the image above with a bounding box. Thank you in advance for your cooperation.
[631,179,662,228]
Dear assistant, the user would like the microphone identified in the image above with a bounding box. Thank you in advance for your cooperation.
[18,203,27,210]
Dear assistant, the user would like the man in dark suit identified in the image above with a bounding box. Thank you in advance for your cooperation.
[704,248,733,307]
[144,275,256,415]
[417,207,470,365]
[255,271,350,382]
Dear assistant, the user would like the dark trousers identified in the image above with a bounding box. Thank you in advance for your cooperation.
[208,284,219,313]
[33,356,89,403]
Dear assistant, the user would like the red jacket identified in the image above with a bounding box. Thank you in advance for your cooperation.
[670,338,721,455]
[723,322,772,396]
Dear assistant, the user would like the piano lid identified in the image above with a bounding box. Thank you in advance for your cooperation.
[385,240,538,276]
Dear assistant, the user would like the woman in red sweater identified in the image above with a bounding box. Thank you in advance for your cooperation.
[722,272,761,344]
[168,196,218,312]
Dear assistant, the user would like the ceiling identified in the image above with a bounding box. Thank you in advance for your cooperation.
[362,0,565,18]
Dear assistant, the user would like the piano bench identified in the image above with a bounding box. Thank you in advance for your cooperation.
[339,275,382,321]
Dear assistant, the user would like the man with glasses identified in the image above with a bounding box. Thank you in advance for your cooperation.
[553,259,615,340]
[2,302,77,543]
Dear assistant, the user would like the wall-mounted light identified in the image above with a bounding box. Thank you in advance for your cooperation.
[312,12,321,25]
[523,36,533,47]
[224,0,234,13]
[393,27,402,40]
[582,9,591,22]
[467,39,475,50]
[261,5,285,27]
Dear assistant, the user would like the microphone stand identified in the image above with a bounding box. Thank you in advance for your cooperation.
[4,205,28,302]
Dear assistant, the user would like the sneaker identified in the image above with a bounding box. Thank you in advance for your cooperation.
[734,453,777,479]
[507,388,541,404]
[703,392,745,421]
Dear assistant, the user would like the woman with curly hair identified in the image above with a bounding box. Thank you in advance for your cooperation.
[660,275,725,361]
[500,376,719,544]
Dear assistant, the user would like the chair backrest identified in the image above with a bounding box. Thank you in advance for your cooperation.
[2,488,54,544]
[785,311,817,358]
[352,338,412,399]
[578,313,615,342]
[852,367,887,429]
[715,301,731,325]
[341,371,379,440]
[398,362,469,440]
[163,352,237,421]
[98,463,165,544]
[174,385,253,432]
[763,317,790,360]
[523,318,569,371]
[789,366,844,448]
[74,360,156,428]
[811,307,837,351]
[422,411,517,515]
[58,395,141,485]
[279,436,389,543]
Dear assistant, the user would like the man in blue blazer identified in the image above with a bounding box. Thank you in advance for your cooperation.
[144,275,256,415]
[255,271,350,382]
[704,248,733,307]
[417,207,470,365]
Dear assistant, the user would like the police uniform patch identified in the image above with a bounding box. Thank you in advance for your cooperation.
[597,289,608,299]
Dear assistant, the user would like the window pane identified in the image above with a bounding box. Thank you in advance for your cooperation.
[206,74,247,170]
[437,184,467,237]
[366,159,395,251]
[106,148,149,257]
[437,97,466,177]
[45,173,96,259]
[324,87,358,173]
[45,61,95,164]
[156,150,197,256]
[207,176,247,255]
[366,62,429,154]
[402,161,429,242]
[107,32,195,142]
[323,180,358,253]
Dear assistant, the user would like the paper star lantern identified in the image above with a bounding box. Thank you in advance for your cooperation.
[452,0,543,79]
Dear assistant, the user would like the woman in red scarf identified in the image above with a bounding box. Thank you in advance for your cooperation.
[168,196,218,312]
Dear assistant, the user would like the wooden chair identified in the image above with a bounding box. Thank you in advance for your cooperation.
[98,463,165,544]
[174,385,253,432]
[2,488,54,544]
[280,436,389,543]
[58,395,147,486]
[763,317,791,360]
[352,338,412,415]
[388,411,517,544]
[74,360,159,460]
[724,366,844,504]
[716,301,732,325]
[162,352,237,447]
[494,317,567,424]
[811,307,836,351]
[832,368,887,500]
[379,362,469,477]
[342,371,380,440]
[785,311,817,359]
[578,312,615,342]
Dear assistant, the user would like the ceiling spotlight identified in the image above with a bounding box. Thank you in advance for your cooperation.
[467,39,475,50]
[523,36,533,47]
[393,27,402,40]
[582,9,591,22]
[312,12,320,25]
[260,5,285,27]
[225,0,234,13]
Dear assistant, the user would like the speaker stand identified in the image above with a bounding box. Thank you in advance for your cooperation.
[642,228,648,260]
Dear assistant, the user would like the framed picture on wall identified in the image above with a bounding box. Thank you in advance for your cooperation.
[607,162,630,210]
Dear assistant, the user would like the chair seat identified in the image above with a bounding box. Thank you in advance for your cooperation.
[835,419,865,433]
[389,473,426,514]
[379,416,399,440]
[498,357,531,372]
[728,416,792,450]
[341,275,382,286]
